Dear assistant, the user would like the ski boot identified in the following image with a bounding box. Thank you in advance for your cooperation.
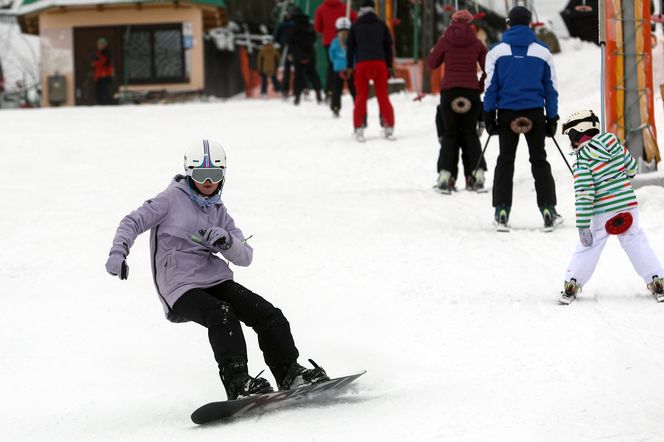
[435,170,453,194]
[382,126,396,141]
[467,169,486,192]
[647,275,664,302]
[540,206,563,232]
[273,359,330,391]
[494,205,510,232]
[560,278,580,305]
[354,127,366,143]
[293,95,301,106]
[332,107,340,118]
[220,360,274,400]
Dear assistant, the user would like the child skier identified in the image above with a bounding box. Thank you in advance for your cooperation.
[257,36,282,98]
[105,139,329,399]
[559,110,664,304]
[328,17,356,117]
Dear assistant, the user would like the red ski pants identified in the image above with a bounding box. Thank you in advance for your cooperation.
[353,61,395,129]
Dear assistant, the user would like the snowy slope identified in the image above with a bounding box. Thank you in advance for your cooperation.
[2,39,664,441]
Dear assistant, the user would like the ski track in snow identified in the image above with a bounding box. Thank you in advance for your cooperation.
[2,38,664,441]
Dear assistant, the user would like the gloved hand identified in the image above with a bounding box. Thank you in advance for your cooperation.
[579,228,593,247]
[483,111,499,135]
[339,70,349,81]
[199,227,233,250]
[477,121,485,138]
[545,116,559,138]
[106,253,129,280]
[347,67,354,78]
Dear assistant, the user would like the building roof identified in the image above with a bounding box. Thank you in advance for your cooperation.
[15,0,225,16]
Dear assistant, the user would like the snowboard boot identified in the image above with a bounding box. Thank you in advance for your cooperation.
[560,278,581,305]
[494,205,510,232]
[436,170,453,195]
[272,359,329,391]
[382,126,395,140]
[540,206,563,232]
[647,275,664,302]
[220,360,274,400]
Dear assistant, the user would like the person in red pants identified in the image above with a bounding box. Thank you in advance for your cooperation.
[346,0,395,141]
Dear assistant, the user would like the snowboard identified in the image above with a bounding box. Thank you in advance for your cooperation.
[191,371,366,425]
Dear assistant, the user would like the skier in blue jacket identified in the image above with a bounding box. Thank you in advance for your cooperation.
[328,17,356,117]
[483,6,561,231]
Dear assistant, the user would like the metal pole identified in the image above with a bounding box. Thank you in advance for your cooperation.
[551,137,575,176]
[472,135,493,180]
[599,0,607,132]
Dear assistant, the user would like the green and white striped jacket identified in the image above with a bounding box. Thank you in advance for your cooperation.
[573,132,638,228]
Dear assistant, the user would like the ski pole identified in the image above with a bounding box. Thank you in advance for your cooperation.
[469,134,492,184]
[551,137,574,176]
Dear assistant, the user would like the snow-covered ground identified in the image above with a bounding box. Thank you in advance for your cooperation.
[2,39,664,441]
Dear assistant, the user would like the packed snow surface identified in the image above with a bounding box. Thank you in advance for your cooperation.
[2,39,664,441]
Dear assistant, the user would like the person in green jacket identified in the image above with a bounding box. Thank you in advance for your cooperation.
[559,109,664,304]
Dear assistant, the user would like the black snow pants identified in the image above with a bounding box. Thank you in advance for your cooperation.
[492,107,557,208]
[293,60,322,99]
[436,88,485,180]
[172,280,299,373]
[331,71,356,112]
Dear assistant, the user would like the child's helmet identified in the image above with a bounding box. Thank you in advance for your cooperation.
[562,109,600,152]
[184,139,227,185]
[335,17,351,31]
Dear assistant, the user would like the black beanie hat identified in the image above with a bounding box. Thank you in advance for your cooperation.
[507,6,532,26]
[361,0,375,7]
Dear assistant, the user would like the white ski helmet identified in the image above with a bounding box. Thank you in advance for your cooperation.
[335,17,351,31]
[562,109,600,151]
[184,139,227,185]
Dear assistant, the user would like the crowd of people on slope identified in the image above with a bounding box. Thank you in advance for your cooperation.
[266,0,395,140]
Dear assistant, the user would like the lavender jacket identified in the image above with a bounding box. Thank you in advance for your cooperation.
[108,175,252,322]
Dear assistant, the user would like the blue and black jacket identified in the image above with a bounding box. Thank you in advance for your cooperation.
[483,25,558,118]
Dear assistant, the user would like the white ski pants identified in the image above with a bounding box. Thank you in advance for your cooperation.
[564,208,664,286]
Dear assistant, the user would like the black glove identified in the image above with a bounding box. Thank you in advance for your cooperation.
[545,116,559,138]
[484,111,499,136]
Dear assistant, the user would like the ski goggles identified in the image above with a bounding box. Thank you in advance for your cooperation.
[188,167,225,184]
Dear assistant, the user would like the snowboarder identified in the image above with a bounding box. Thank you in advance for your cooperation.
[483,6,560,230]
[329,17,357,117]
[105,139,329,400]
[428,9,488,193]
[347,0,395,141]
[559,110,664,304]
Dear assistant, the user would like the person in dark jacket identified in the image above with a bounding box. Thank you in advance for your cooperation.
[314,0,357,100]
[105,139,330,400]
[285,8,323,105]
[483,6,561,231]
[275,6,296,98]
[92,37,114,105]
[428,9,487,193]
[346,0,395,140]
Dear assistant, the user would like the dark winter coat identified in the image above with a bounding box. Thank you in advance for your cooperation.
[427,22,487,91]
[286,12,317,62]
[314,0,357,46]
[346,11,393,69]
[483,25,558,117]
[108,175,253,322]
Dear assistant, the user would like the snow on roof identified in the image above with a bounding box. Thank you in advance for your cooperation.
[14,0,224,16]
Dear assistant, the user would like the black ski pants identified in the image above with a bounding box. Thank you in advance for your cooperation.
[436,88,485,179]
[172,280,299,372]
[281,59,293,97]
[293,60,322,99]
[331,71,356,112]
[492,108,557,208]
[324,44,334,96]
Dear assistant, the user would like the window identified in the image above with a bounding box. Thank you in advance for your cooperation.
[123,24,185,84]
